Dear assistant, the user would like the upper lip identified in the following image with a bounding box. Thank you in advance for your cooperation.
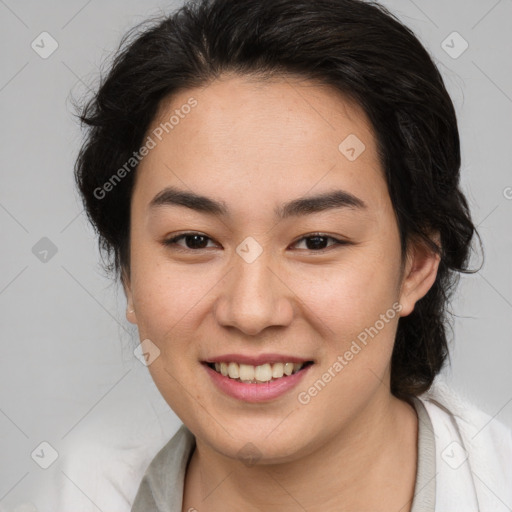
[203,353,313,366]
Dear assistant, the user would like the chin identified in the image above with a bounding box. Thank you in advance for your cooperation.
[189,412,322,465]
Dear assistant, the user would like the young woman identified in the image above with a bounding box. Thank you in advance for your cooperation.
[72,0,512,510]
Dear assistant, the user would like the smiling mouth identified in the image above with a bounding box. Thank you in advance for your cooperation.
[205,361,314,384]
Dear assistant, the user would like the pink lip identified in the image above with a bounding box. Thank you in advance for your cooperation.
[203,362,313,403]
[204,353,311,366]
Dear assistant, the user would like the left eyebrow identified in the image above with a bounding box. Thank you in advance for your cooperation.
[277,189,366,218]
[148,186,366,219]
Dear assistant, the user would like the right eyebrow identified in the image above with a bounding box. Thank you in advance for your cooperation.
[149,187,229,216]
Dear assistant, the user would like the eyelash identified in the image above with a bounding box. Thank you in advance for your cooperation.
[162,232,349,252]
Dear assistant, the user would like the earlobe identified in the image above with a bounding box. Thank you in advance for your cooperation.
[399,234,441,317]
[122,269,138,325]
[126,302,137,324]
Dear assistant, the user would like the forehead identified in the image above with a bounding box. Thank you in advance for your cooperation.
[134,74,388,214]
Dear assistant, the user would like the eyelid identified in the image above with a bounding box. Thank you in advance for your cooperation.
[291,232,349,250]
[162,231,218,249]
[162,231,349,252]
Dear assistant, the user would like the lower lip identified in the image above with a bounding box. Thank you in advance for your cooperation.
[203,363,312,403]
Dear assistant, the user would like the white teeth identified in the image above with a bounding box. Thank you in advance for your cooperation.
[254,363,272,382]
[239,364,255,381]
[210,361,307,383]
[227,362,239,379]
[272,362,284,378]
[283,362,294,376]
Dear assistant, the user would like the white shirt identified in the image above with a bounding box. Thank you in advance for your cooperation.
[34,378,512,511]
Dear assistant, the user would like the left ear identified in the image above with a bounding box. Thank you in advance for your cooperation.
[121,266,138,325]
[398,232,441,317]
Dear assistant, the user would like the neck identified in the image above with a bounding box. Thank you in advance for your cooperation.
[183,389,418,512]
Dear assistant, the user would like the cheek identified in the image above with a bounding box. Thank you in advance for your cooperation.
[129,241,191,335]
[291,261,401,426]
[290,248,402,340]
[132,267,204,340]
[129,257,211,418]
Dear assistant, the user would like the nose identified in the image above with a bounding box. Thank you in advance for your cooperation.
[213,251,294,336]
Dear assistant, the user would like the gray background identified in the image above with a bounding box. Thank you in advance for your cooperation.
[0,0,511,509]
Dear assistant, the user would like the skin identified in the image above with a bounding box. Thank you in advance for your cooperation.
[124,73,440,511]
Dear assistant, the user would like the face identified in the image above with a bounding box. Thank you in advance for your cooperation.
[125,74,438,463]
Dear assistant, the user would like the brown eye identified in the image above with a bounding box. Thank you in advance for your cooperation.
[292,234,348,251]
[163,232,216,250]
[162,232,348,252]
